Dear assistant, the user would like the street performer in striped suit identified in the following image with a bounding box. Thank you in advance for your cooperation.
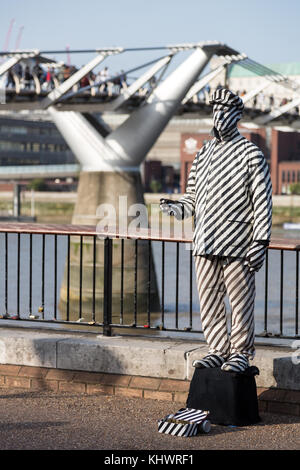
[160,88,272,373]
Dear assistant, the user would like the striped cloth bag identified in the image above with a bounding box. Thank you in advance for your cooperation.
[158,408,211,437]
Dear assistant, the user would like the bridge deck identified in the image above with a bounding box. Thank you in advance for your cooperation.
[1,88,298,126]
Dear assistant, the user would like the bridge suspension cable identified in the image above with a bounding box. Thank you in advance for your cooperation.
[233,58,300,93]
[0,41,225,57]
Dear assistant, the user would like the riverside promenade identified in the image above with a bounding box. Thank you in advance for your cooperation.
[0,325,299,451]
[0,386,299,451]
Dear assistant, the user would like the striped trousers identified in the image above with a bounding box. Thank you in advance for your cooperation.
[194,255,256,359]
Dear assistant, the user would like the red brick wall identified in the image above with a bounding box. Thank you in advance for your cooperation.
[271,129,300,194]
[180,133,210,192]
[0,183,14,191]
[277,161,300,194]
[271,129,279,194]
[0,364,299,416]
[276,130,300,162]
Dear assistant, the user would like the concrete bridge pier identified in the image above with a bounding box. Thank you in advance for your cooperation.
[58,169,160,323]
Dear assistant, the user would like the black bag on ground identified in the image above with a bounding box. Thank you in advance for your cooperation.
[186,366,260,426]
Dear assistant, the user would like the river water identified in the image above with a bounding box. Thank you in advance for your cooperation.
[0,227,299,339]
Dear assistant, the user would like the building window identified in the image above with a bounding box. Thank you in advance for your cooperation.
[287,171,290,183]
[297,171,300,182]
[0,125,27,135]
[0,141,24,151]
[282,171,285,183]
[292,171,296,183]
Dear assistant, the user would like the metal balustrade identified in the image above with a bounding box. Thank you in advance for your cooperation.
[0,222,298,342]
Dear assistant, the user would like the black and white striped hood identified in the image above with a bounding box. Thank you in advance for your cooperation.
[210,88,244,142]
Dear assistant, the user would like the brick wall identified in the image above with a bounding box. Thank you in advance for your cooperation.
[180,132,210,193]
[0,364,189,403]
[0,364,299,416]
[270,129,300,194]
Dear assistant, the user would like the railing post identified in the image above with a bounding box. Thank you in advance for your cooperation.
[13,183,21,218]
[103,237,113,336]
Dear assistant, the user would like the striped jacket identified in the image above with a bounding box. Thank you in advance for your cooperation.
[179,128,272,258]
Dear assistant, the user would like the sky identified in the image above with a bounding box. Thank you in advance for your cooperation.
[1,0,300,75]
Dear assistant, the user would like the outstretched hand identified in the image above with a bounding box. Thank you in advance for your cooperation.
[159,199,183,220]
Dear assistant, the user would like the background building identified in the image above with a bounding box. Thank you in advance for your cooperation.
[0,111,78,190]
[271,129,300,194]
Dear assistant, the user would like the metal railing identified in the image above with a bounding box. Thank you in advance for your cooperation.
[0,222,299,342]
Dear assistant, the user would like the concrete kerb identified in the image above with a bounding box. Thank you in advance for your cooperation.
[0,326,298,391]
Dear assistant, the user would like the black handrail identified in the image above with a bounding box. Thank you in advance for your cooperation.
[0,222,298,341]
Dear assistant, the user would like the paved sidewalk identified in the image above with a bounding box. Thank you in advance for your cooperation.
[0,386,299,451]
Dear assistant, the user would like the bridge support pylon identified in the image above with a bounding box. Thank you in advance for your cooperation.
[48,45,214,325]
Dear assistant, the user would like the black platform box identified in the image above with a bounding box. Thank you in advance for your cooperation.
[186,366,260,426]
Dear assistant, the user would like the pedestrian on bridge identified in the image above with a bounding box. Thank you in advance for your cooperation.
[160,88,272,373]
[6,70,15,88]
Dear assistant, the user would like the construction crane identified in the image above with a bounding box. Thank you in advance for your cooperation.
[2,18,15,52]
[14,26,24,50]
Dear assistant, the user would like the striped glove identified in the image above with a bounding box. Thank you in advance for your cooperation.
[245,241,268,272]
[159,199,184,220]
